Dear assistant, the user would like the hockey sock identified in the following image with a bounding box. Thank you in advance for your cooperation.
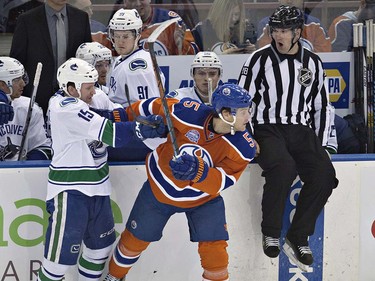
[78,244,112,280]
[108,229,150,278]
[36,258,69,281]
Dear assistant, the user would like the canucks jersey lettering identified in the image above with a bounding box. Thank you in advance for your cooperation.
[0,124,23,136]
[110,76,117,93]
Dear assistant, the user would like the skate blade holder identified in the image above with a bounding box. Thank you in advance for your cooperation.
[282,243,311,272]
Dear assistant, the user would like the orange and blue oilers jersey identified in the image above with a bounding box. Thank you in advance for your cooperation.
[127,97,256,208]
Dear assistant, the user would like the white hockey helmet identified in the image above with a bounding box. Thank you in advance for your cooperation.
[190,51,223,78]
[0,56,27,87]
[75,42,112,66]
[57,58,98,94]
[109,8,143,41]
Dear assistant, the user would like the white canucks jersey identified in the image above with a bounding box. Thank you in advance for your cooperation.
[47,91,119,200]
[0,96,50,161]
[166,87,204,102]
[108,48,165,107]
[91,88,119,110]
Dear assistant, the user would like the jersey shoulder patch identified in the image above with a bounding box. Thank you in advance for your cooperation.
[129,59,147,71]
[59,97,79,107]
[166,90,178,98]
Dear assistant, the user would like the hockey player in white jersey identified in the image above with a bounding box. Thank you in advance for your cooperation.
[107,8,165,107]
[36,58,166,281]
[166,51,223,104]
[0,56,52,161]
[76,42,112,94]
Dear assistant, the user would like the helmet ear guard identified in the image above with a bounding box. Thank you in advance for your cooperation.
[57,58,98,96]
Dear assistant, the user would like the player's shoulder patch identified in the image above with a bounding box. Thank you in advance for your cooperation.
[168,11,180,18]
[166,90,178,98]
[129,59,147,71]
[59,97,79,107]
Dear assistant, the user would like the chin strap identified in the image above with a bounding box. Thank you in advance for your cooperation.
[219,113,236,135]
[288,28,302,53]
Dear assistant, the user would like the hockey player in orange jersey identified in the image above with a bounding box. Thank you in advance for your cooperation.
[103,83,257,281]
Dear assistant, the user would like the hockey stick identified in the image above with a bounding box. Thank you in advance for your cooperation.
[366,20,374,152]
[147,17,181,158]
[353,23,361,115]
[18,62,43,160]
[207,78,213,105]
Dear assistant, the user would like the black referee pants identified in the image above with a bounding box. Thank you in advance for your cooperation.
[254,124,338,242]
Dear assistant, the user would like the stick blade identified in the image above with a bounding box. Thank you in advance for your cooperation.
[147,17,180,43]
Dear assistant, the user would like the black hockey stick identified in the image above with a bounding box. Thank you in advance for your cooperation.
[18,62,43,160]
[147,17,181,158]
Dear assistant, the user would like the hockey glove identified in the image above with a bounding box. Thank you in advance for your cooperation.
[89,107,128,122]
[132,115,166,141]
[0,91,14,125]
[169,152,209,183]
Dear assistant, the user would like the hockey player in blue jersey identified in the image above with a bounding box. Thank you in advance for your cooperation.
[36,57,166,281]
[103,83,257,281]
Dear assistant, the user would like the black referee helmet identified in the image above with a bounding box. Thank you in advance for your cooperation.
[268,5,304,31]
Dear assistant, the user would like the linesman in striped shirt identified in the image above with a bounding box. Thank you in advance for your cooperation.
[238,5,338,271]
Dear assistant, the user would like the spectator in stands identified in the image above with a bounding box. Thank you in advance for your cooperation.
[10,0,92,116]
[125,0,198,55]
[154,0,200,29]
[192,0,256,54]
[76,42,112,94]
[257,0,331,52]
[0,0,43,33]
[329,0,366,51]
[98,0,197,56]
[330,0,375,51]
[68,0,107,33]
[0,57,52,161]
[328,0,365,51]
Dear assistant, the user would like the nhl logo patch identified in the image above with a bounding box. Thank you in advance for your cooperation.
[298,67,312,87]
[185,130,200,143]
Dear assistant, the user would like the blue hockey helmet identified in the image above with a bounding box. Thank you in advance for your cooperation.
[211,83,252,115]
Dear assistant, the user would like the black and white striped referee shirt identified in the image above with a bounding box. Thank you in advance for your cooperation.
[238,41,331,146]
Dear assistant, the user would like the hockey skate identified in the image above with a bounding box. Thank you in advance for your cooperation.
[282,238,313,272]
[262,235,280,258]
